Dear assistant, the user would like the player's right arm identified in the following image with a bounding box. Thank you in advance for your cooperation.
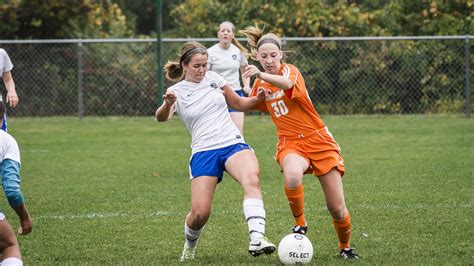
[155,90,176,122]
[2,71,18,108]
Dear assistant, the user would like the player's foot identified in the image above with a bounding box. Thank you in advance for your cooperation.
[291,225,308,235]
[248,236,276,257]
[339,247,359,260]
[179,245,196,262]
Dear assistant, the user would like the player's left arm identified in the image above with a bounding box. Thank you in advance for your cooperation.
[224,85,268,111]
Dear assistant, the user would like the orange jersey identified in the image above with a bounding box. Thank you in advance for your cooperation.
[250,63,326,138]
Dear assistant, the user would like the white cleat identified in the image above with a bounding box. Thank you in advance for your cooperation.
[179,245,196,262]
[248,236,276,257]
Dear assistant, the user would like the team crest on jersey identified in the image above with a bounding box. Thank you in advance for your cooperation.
[232,54,237,60]
[260,87,285,101]
[210,81,219,89]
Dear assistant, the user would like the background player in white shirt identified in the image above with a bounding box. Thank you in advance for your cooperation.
[155,41,276,261]
[0,100,32,266]
[207,21,250,135]
[0,49,19,131]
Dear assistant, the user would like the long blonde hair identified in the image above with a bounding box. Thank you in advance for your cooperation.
[219,21,248,57]
[163,41,208,81]
[239,25,283,61]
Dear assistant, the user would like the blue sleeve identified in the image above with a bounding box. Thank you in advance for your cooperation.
[1,159,24,207]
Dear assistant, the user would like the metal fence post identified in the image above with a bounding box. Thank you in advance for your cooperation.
[465,35,471,118]
[156,0,163,106]
[77,40,84,119]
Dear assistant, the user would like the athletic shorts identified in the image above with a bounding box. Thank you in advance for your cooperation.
[228,90,245,113]
[2,113,7,132]
[275,127,345,177]
[189,143,251,183]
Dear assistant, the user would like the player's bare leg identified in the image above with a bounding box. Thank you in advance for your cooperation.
[226,149,276,256]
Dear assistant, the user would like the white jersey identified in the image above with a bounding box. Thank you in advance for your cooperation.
[0,49,13,78]
[207,44,247,91]
[168,71,245,154]
[0,130,20,164]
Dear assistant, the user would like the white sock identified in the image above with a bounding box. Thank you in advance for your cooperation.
[1,257,23,266]
[184,223,203,248]
[243,198,266,241]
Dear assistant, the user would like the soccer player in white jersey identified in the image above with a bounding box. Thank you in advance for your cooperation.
[207,21,250,135]
[0,49,20,131]
[0,100,32,266]
[155,41,276,261]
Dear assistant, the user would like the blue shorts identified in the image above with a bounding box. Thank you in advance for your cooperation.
[228,90,245,113]
[1,113,7,132]
[189,143,251,183]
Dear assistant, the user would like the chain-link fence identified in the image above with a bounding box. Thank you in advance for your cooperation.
[0,36,472,117]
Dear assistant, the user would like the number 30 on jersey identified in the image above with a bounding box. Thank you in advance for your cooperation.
[271,100,289,117]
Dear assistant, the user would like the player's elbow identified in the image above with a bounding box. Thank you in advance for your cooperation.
[156,113,172,122]
[4,188,24,208]
[155,110,169,122]
[283,81,294,90]
[156,116,168,122]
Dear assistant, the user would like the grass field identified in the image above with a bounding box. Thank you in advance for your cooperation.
[2,115,472,265]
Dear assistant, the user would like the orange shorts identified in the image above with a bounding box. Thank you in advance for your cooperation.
[275,127,345,177]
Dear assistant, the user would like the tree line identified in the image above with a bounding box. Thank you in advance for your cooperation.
[0,1,471,116]
[1,1,471,39]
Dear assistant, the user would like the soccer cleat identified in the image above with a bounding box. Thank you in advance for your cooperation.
[291,225,308,235]
[339,247,359,260]
[248,236,276,257]
[179,245,196,262]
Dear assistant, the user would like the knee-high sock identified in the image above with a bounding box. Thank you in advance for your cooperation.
[1,257,23,266]
[284,184,306,227]
[243,198,266,241]
[184,223,203,248]
[333,212,351,249]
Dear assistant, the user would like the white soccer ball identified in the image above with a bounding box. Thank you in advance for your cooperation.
[278,233,314,264]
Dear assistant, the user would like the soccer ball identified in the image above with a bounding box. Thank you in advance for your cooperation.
[278,233,314,264]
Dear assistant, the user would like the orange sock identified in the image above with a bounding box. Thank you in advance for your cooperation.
[284,184,306,227]
[333,212,351,249]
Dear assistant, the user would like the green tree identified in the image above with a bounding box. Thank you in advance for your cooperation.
[0,0,133,39]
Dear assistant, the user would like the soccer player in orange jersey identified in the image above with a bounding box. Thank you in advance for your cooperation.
[241,25,359,260]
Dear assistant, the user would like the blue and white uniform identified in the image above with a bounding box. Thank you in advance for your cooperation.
[167,71,250,182]
[0,130,23,218]
[0,49,13,131]
[208,44,247,112]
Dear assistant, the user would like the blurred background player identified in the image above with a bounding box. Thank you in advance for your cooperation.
[207,21,251,135]
[241,25,359,260]
[155,41,275,261]
[0,49,20,131]
[0,100,32,266]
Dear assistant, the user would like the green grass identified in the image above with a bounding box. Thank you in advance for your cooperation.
[2,115,472,265]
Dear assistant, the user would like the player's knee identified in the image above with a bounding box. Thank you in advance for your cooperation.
[189,209,210,226]
[0,233,19,251]
[242,173,261,191]
[283,171,302,188]
[327,206,347,220]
